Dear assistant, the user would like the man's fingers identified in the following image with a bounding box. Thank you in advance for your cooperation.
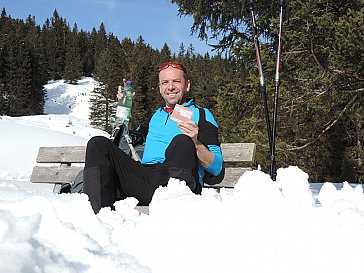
[178,121,197,129]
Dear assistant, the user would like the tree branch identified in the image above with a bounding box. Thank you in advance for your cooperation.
[330,66,364,81]
[307,20,324,70]
[288,94,359,151]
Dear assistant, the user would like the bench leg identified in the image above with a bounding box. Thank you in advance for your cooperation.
[53,183,62,193]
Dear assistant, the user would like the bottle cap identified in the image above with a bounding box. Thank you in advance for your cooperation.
[126,80,132,85]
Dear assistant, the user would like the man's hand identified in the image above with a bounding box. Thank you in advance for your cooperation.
[178,121,214,167]
[117,79,135,100]
[177,121,199,144]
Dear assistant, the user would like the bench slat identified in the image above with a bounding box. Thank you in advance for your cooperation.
[31,166,251,188]
[30,166,83,183]
[36,146,86,163]
[204,167,251,188]
[221,143,256,163]
[136,206,149,214]
[35,143,256,164]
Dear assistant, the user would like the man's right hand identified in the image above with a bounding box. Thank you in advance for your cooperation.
[117,78,128,100]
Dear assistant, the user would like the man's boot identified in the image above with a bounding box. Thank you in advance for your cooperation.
[83,166,115,214]
[168,166,201,193]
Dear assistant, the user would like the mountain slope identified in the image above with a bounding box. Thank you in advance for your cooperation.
[0,77,108,181]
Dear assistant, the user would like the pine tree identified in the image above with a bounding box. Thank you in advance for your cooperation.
[126,36,153,126]
[0,8,10,114]
[25,15,47,114]
[177,42,185,60]
[6,22,33,116]
[119,37,134,75]
[89,82,110,130]
[78,29,94,76]
[94,23,107,62]
[160,43,172,61]
[44,9,69,80]
[64,23,82,84]
[90,36,122,133]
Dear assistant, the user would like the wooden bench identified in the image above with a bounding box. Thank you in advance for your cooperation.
[31,143,256,213]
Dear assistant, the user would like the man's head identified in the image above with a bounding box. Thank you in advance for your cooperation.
[158,62,190,108]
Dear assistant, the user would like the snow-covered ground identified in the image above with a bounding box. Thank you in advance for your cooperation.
[1,77,364,273]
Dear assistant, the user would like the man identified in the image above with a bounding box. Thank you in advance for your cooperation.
[83,61,223,213]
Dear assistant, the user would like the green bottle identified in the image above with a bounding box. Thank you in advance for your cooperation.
[115,80,134,127]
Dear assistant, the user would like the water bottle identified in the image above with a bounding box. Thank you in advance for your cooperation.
[115,80,134,127]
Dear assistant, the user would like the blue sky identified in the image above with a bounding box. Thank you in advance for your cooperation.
[2,0,216,55]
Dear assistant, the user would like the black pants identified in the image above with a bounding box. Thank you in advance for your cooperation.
[83,134,201,213]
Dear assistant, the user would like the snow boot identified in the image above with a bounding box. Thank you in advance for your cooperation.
[83,166,116,214]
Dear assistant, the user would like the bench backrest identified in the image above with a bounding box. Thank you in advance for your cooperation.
[31,143,256,188]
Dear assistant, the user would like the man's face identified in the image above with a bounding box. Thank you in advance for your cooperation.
[159,66,190,108]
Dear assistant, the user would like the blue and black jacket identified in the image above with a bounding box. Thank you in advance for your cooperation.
[141,99,223,185]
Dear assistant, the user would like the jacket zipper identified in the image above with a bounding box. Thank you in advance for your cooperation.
[164,112,172,125]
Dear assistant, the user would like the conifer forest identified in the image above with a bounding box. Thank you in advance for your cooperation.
[0,0,363,182]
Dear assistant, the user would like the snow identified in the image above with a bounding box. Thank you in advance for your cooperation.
[1,77,364,273]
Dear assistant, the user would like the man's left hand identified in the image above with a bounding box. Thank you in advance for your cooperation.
[177,121,199,144]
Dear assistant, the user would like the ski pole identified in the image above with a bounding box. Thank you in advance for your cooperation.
[270,0,286,180]
[124,134,141,161]
[246,0,273,175]
[120,123,141,161]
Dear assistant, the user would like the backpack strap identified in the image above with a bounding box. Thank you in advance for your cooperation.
[197,107,225,185]
[197,107,220,147]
